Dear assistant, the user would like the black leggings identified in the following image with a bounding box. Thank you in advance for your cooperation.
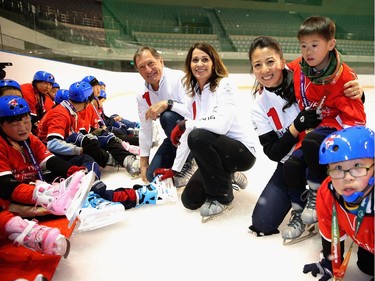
[181,128,256,209]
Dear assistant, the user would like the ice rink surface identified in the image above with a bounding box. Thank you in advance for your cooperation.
[52,74,374,281]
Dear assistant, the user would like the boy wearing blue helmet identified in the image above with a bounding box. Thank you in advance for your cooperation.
[0,79,23,97]
[303,126,374,280]
[21,70,56,135]
[0,95,96,257]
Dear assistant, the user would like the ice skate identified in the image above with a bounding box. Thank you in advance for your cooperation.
[6,216,70,258]
[33,170,87,219]
[65,171,96,227]
[232,171,248,191]
[124,155,140,178]
[283,223,318,246]
[137,175,178,205]
[301,181,319,225]
[173,159,197,188]
[200,199,233,223]
[282,207,314,245]
[75,191,126,233]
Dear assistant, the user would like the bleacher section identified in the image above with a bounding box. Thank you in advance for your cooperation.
[0,0,373,59]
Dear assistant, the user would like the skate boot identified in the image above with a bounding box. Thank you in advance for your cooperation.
[281,205,306,245]
[6,216,70,257]
[76,191,126,233]
[301,181,320,225]
[33,170,86,216]
[136,175,178,206]
[173,159,198,188]
[232,171,248,191]
[200,199,233,223]
[121,141,140,155]
[124,155,140,178]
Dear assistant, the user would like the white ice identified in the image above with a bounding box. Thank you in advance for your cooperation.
[52,74,375,281]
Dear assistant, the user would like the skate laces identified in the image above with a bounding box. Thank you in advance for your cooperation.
[288,210,303,229]
[175,160,196,179]
[301,189,317,210]
[232,172,248,191]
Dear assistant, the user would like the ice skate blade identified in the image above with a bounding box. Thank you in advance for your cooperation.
[63,238,71,259]
[282,224,317,246]
[66,171,95,228]
[75,212,127,233]
[201,204,233,223]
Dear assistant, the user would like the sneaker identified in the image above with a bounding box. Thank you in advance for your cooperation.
[6,216,70,257]
[232,171,248,191]
[281,209,305,240]
[173,159,198,188]
[124,155,140,177]
[77,191,126,233]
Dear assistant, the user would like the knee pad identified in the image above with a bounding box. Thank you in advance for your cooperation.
[302,132,327,182]
[283,156,307,189]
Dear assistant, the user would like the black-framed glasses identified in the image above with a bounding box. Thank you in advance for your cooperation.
[327,163,374,179]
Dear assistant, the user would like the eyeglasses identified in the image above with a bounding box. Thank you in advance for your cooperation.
[327,163,374,179]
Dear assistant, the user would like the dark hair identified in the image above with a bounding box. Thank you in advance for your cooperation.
[248,36,284,73]
[248,36,295,111]
[297,16,336,41]
[183,42,228,95]
[133,46,162,70]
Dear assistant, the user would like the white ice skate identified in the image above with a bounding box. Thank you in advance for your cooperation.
[136,175,178,206]
[200,199,233,223]
[282,207,317,245]
[66,171,96,228]
[75,192,127,233]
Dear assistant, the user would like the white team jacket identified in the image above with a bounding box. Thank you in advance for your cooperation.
[136,67,188,157]
[172,77,257,172]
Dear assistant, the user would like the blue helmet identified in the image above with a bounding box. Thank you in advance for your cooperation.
[98,89,107,99]
[320,126,374,164]
[54,89,70,104]
[81,75,99,86]
[33,71,55,84]
[0,95,30,118]
[99,81,106,87]
[0,79,21,91]
[69,81,92,103]
[52,82,60,89]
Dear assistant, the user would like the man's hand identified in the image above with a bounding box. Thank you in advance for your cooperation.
[145,100,168,120]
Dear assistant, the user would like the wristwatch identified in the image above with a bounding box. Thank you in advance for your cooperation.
[167,99,174,110]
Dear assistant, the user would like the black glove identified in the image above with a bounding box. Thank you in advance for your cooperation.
[303,258,333,281]
[293,109,322,132]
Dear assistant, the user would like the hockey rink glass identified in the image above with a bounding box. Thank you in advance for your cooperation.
[327,163,374,179]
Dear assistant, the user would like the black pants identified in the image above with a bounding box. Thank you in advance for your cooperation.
[181,128,256,209]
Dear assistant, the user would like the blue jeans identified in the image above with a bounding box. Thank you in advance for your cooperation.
[250,162,306,235]
[146,110,184,182]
